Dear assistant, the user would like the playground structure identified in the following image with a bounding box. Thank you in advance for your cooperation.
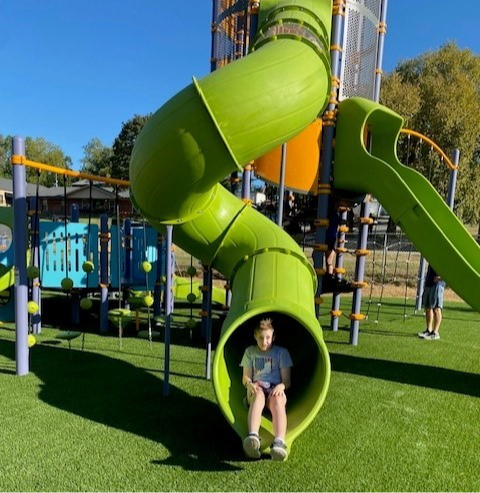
[8,0,480,460]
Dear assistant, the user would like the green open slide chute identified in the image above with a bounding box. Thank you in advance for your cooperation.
[130,0,333,452]
[334,97,480,312]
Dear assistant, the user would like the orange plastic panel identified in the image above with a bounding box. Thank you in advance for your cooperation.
[253,119,322,195]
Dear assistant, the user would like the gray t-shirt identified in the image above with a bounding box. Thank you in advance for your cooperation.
[240,345,293,386]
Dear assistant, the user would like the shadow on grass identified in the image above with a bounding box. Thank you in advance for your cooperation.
[330,352,480,398]
[0,339,242,472]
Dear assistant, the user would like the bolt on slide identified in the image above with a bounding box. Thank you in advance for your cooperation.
[129,0,334,454]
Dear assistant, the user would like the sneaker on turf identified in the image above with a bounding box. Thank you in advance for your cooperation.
[270,438,288,461]
[243,433,261,459]
[417,329,431,338]
[425,331,440,340]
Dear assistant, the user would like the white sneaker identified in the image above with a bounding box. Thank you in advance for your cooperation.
[424,332,440,340]
[243,434,261,459]
[417,329,431,338]
[270,438,288,461]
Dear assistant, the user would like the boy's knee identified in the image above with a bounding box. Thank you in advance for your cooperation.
[269,394,287,408]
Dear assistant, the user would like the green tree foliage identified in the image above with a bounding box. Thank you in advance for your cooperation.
[380,42,480,224]
[0,135,73,186]
[111,114,152,180]
[80,138,113,177]
[0,135,11,177]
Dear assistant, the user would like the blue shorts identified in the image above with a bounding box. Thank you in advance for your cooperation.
[422,284,444,309]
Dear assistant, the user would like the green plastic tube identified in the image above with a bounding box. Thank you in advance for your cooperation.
[130,0,333,453]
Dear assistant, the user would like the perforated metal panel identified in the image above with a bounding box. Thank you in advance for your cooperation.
[211,0,249,69]
[339,0,382,101]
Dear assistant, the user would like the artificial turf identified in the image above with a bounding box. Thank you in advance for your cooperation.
[0,296,478,492]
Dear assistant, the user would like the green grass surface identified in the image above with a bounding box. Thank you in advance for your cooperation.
[0,296,479,492]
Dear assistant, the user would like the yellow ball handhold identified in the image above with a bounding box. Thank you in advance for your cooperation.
[142,261,152,273]
[61,278,74,291]
[80,298,92,310]
[27,301,39,314]
[82,261,95,273]
[143,295,154,307]
[27,334,36,348]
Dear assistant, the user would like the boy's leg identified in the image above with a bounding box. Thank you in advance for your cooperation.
[425,308,434,331]
[433,307,442,333]
[267,394,287,440]
[267,394,289,461]
[247,390,266,434]
[243,390,266,459]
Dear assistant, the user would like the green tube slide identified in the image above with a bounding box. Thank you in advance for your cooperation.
[334,97,480,312]
[129,0,333,453]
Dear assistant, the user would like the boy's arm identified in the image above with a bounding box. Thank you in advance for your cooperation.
[242,367,254,388]
[280,367,291,390]
[269,367,290,396]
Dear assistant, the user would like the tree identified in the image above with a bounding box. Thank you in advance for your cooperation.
[0,135,11,178]
[111,114,152,180]
[0,135,72,186]
[23,137,73,187]
[380,42,480,224]
[80,138,113,177]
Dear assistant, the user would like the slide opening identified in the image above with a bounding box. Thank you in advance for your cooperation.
[222,311,328,434]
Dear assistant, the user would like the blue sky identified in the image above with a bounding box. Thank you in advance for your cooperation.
[1,1,479,170]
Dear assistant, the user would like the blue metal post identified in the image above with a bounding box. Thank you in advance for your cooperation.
[203,265,213,380]
[154,233,164,318]
[349,199,371,346]
[99,214,109,333]
[70,203,80,325]
[349,0,389,344]
[124,219,132,284]
[276,144,287,227]
[330,209,348,331]
[28,197,41,334]
[163,225,173,397]
[314,0,345,315]
[241,163,252,203]
[12,136,29,376]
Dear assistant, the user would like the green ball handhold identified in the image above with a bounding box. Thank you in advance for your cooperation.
[61,278,73,291]
[143,295,154,307]
[27,301,39,314]
[142,261,152,273]
[187,292,197,304]
[160,275,167,284]
[186,266,197,277]
[186,318,197,330]
[80,298,92,310]
[82,261,95,273]
[27,266,40,280]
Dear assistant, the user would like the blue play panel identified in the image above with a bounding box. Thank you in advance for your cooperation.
[39,222,99,289]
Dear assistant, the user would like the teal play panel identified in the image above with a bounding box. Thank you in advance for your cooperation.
[110,225,165,289]
[39,222,99,289]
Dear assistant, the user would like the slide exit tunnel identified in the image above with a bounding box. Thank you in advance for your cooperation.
[129,0,334,451]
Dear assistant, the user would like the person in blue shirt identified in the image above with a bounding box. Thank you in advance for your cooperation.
[240,318,293,461]
[418,264,446,340]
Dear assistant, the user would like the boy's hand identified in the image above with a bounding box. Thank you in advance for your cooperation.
[246,381,260,397]
[270,383,286,397]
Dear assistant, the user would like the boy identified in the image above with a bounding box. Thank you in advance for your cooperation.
[240,318,293,461]
[418,264,445,340]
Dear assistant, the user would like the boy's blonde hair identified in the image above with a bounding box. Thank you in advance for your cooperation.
[254,318,274,333]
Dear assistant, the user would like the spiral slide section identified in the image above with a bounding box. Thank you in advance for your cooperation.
[334,97,480,312]
[130,0,333,451]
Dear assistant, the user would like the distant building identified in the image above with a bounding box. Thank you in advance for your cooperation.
[0,177,133,217]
